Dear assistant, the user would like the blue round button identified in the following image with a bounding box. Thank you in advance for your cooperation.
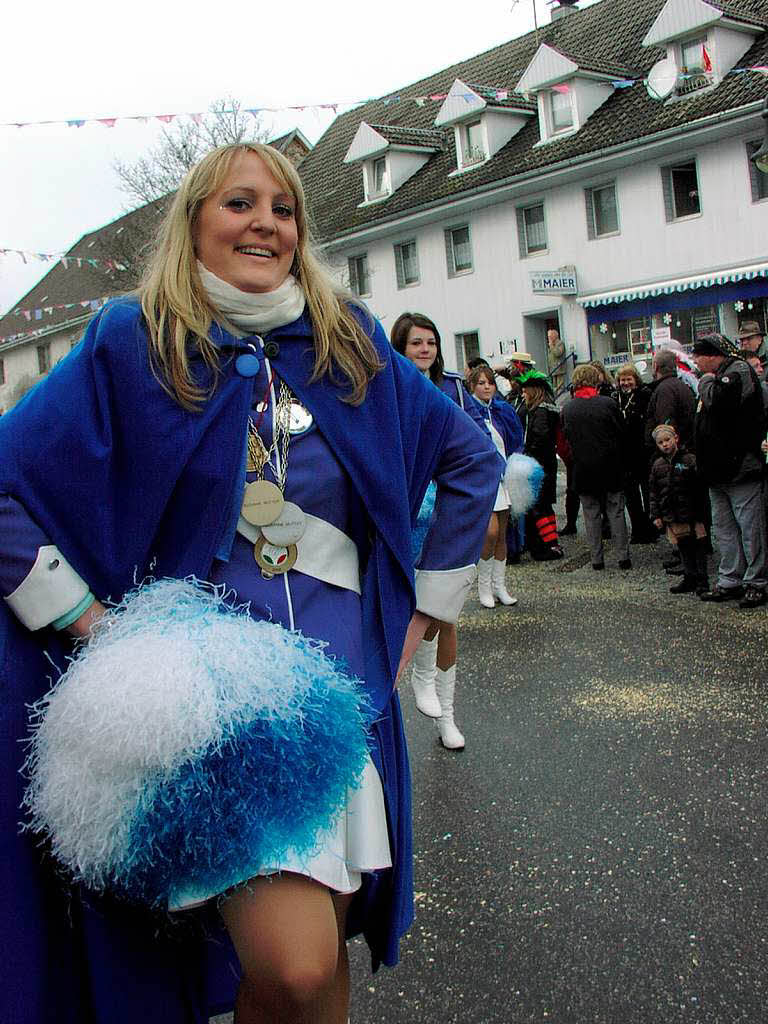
[235,353,261,377]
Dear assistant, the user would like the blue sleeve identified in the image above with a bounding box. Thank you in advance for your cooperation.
[0,496,53,595]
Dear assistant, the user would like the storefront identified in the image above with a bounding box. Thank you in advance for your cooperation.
[579,263,768,374]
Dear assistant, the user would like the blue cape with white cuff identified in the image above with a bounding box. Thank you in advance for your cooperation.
[0,297,496,1024]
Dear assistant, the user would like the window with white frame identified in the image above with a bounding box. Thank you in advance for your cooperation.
[460,119,486,167]
[369,156,388,198]
[516,203,547,257]
[747,141,768,202]
[677,36,710,95]
[37,343,51,375]
[455,331,480,370]
[347,254,371,296]
[394,240,420,288]
[661,161,701,220]
[584,183,619,239]
[549,89,574,132]
[444,225,473,277]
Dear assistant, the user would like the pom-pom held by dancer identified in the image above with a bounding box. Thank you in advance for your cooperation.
[0,143,500,1024]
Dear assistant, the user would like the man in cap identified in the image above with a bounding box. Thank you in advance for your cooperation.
[736,320,767,364]
[693,333,767,608]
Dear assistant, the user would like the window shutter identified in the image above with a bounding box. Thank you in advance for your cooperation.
[444,229,456,278]
[660,166,675,222]
[746,142,767,202]
[584,189,596,240]
[394,245,405,289]
[516,208,528,258]
[348,257,358,294]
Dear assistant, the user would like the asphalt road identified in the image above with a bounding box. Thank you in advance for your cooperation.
[214,526,768,1024]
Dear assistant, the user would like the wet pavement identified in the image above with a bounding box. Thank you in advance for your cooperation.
[215,524,768,1024]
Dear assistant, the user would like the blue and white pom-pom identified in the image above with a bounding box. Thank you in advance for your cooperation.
[504,453,545,517]
[23,579,371,908]
[411,480,437,562]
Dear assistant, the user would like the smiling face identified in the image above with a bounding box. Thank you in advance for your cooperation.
[194,151,298,293]
[404,325,438,372]
[617,372,637,392]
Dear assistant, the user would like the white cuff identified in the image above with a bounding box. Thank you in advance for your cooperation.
[5,545,90,631]
[415,565,476,624]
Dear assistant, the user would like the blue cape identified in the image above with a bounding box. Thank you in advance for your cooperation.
[0,298,473,1023]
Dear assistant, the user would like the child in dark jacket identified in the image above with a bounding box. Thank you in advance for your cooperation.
[649,424,709,594]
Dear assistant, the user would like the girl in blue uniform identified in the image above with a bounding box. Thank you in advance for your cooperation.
[0,145,498,1024]
[391,312,469,750]
[465,365,524,606]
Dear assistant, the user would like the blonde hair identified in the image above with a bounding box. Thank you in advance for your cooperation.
[615,362,642,387]
[467,365,496,392]
[571,364,600,389]
[138,142,381,409]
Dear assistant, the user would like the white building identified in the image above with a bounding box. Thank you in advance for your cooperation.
[298,0,768,378]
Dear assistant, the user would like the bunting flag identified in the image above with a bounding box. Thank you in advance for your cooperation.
[2,68,767,129]
[0,248,127,271]
[1,297,110,343]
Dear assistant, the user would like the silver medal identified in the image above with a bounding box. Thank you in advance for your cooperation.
[288,402,313,435]
[261,502,307,545]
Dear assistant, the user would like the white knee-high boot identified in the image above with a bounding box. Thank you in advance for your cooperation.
[435,665,465,750]
[477,557,495,608]
[409,635,441,718]
[492,559,518,606]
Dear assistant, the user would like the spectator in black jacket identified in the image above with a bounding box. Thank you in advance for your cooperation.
[561,364,631,571]
[644,348,697,455]
[694,333,767,608]
[616,362,656,543]
[520,371,563,560]
[649,425,709,594]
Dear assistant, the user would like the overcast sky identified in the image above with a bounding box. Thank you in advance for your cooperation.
[0,0,600,317]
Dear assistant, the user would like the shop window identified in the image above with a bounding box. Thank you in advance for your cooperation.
[516,203,547,257]
[661,161,701,220]
[444,225,473,277]
[585,183,619,239]
[747,141,768,202]
[347,254,370,297]
[394,240,420,289]
[455,331,480,369]
[37,343,51,375]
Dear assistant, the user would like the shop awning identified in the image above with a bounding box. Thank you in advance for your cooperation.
[578,262,768,307]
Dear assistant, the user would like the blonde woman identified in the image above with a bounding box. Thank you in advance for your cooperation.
[0,143,499,1024]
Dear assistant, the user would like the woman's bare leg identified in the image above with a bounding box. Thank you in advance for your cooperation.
[481,513,499,560]
[494,510,509,561]
[436,622,457,671]
[220,872,354,1024]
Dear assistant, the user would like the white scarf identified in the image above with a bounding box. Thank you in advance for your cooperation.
[197,262,306,335]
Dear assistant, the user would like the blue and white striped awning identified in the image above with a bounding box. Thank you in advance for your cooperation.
[578,262,768,308]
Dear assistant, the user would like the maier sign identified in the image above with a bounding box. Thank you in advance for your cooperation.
[530,267,578,294]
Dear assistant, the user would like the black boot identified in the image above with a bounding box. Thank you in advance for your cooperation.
[670,576,697,594]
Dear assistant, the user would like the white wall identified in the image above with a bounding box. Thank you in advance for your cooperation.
[334,127,768,372]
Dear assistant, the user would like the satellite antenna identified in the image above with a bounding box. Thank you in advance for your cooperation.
[646,57,678,101]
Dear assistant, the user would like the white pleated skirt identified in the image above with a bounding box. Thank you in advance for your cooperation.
[493,480,510,513]
[170,754,392,911]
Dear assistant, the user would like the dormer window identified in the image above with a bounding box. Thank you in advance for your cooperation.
[550,89,574,132]
[460,120,486,167]
[677,36,710,95]
[369,156,389,198]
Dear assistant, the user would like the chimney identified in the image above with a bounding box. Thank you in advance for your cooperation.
[551,0,579,21]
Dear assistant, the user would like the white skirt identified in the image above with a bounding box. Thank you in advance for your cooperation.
[170,754,391,911]
[493,480,510,513]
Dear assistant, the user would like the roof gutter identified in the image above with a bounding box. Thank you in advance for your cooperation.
[0,312,92,355]
[320,100,765,250]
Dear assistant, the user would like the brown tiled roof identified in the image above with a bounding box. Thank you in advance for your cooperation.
[298,0,768,244]
[371,125,446,149]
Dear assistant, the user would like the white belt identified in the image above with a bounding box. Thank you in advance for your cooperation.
[236,513,361,594]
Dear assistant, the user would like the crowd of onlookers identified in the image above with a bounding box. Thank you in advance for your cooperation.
[476,320,768,610]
